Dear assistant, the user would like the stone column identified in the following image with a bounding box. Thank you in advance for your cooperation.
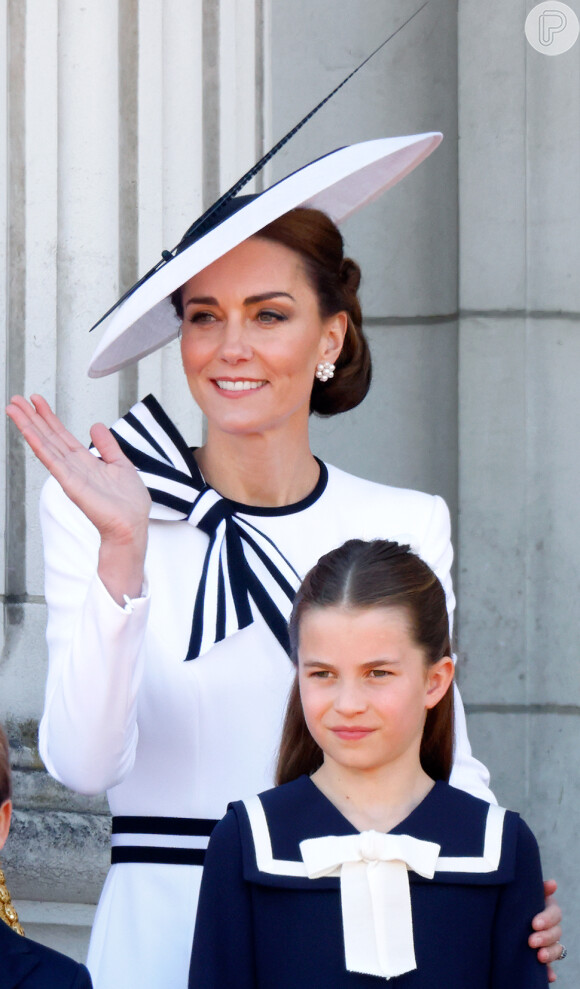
[0,0,264,960]
[457,3,579,984]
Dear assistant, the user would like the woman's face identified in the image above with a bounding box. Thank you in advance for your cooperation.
[298,605,452,777]
[178,236,346,439]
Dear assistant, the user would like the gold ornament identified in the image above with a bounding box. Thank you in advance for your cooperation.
[0,867,24,935]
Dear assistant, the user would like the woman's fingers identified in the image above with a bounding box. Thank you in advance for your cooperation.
[529,881,563,981]
[29,393,90,455]
[89,421,128,465]
[6,394,151,539]
[542,878,558,899]
[6,400,60,471]
[530,884,562,940]
[8,395,124,476]
[7,395,101,491]
[7,394,83,465]
[9,394,69,441]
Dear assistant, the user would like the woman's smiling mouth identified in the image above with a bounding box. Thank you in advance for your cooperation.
[214,379,268,392]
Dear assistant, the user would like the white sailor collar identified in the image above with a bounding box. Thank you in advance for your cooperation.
[230,777,518,890]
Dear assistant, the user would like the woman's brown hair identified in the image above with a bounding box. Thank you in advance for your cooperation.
[276,539,454,786]
[172,206,371,416]
[257,208,370,416]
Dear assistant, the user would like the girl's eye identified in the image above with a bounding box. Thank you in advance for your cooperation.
[310,670,332,679]
[368,669,390,678]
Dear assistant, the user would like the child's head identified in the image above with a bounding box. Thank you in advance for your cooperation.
[276,539,454,785]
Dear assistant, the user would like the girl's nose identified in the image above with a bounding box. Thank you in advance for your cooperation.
[218,318,253,363]
[333,680,367,716]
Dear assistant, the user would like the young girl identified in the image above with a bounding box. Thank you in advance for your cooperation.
[189,540,548,988]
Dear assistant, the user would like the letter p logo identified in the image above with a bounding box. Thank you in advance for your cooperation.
[539,9,567,45]
[526,2,580,54]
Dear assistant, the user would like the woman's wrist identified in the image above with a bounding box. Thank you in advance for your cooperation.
[97,526,148,605]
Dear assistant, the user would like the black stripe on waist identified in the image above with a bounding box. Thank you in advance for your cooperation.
[111,846,207,866]
[111,815,219,836]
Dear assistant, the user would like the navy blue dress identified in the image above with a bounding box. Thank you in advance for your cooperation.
[189,778,547,988]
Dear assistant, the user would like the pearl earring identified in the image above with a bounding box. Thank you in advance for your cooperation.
[315,360,335,382]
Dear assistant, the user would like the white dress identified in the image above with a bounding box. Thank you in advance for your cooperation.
[38,400,492,989]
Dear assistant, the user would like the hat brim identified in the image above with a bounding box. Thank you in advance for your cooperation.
[88,132,442,378]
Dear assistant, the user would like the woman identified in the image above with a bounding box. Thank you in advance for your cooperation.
[6,137,563,988]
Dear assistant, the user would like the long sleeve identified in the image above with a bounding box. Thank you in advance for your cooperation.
[38,476,151,794]
[418,494,494,803]
[415,493,455,632]
[189,811,257,989]
[490,818,548,989]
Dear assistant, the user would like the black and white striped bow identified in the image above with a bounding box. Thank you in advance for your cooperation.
[110,394,301,660]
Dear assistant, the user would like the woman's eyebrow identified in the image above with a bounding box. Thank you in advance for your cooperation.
[183,295,219,307]
[183,291,296,308]
[244,291,295,304]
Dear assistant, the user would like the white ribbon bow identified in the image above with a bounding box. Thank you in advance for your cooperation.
[300,830,440,980]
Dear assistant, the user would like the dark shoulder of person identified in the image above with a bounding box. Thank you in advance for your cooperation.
[0,918,93,989]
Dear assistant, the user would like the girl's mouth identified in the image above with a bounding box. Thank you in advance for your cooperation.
[330,727,375,741]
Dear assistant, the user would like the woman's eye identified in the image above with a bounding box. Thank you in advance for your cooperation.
[188,311,217,325]
[368,669,389,678]
[257,310,287,325]
[310,670,332,679]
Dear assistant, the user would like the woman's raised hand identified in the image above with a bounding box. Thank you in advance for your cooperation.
[6,395,151,602]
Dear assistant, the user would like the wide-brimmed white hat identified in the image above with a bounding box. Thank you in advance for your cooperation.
[88,132,442,378]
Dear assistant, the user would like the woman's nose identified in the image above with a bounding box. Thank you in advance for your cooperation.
[218,318,253,363]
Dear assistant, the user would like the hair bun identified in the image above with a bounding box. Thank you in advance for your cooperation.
[257,207,370,415]
[339,257,361,293]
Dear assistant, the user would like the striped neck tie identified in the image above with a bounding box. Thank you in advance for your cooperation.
[110,394,302,660]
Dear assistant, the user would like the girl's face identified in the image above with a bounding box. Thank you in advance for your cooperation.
[178,236,346,440]
[298,605,452,777]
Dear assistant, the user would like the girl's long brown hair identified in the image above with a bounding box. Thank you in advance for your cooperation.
[276,539,454,786]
